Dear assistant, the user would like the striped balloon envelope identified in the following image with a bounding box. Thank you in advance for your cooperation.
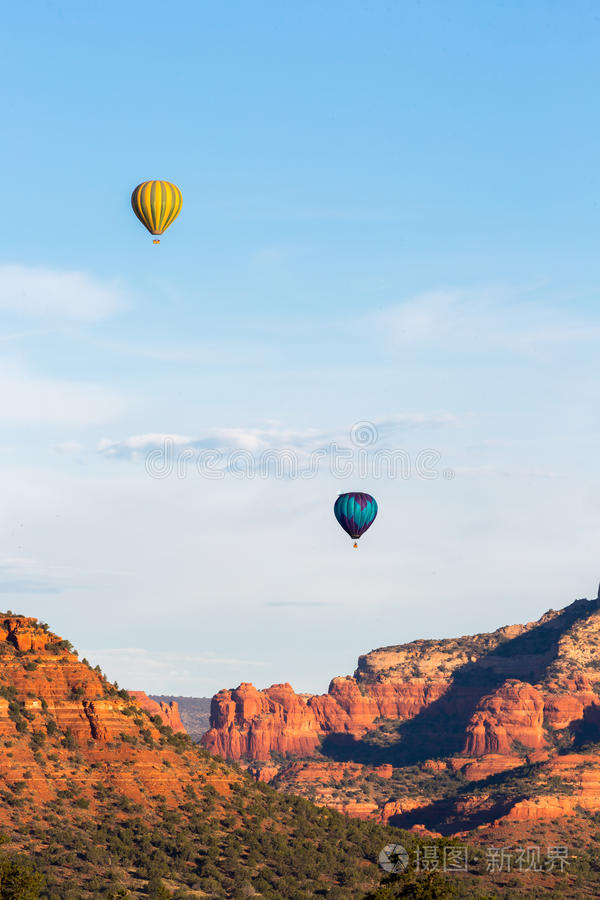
[334,492,378,548]
[131,180,182,243]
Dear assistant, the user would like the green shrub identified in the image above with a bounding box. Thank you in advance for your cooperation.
[30,732,45,748]
[146,876,171,898]
[0,853,44,898]
[62,729,77,750]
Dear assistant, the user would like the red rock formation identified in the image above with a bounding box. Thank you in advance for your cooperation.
[204,600,600,763]
[128,691,186,733]
[0,614,244,830]
[246,764,280,783]
[205,682,323,760]
[464,681,547,756]
[379,797,430,824]
[203,674,556,763]
[422,759,448,772]
[319,799,379,820]
[202,676,451,761]
[501,753,600,822]
[282,761,364,784]
[201,595,600,833]
[0,616,53,652]
[543,690,600,729]
[461,754,524,781]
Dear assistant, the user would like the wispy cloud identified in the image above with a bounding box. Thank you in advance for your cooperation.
[0,264,125,321]
[98,413,457,461]
[376,285,600,353]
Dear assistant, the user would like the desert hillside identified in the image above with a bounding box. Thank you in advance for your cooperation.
[0,612,418,899]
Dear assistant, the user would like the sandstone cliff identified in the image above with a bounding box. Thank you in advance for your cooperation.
[202,594,600,832]
[0,615,233,814]
[128,690,186,733]
[203,597,600,762]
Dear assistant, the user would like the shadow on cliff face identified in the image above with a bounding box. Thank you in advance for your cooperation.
[387,761,547,834]
[321,599,597,767]
[386,795,517,835]
[570,701,600,750]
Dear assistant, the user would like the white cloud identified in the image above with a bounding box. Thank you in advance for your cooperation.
[97,413,457,461]
[98,433,195,459]
[0,264,124,321]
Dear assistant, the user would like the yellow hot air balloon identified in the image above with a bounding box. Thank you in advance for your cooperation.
[131,180,182,243]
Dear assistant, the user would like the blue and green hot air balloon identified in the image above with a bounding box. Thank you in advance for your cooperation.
[334,492,378,548]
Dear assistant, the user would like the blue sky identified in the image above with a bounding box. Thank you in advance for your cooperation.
[0,1,599,695]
